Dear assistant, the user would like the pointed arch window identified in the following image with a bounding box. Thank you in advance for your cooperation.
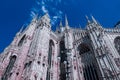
[59,40,67,80]
[114,36,120,55]
[78,43,99,80]
[2,55,17,80]
[78,43,90,55]
[46,40,54,80]
[18,35,26,47]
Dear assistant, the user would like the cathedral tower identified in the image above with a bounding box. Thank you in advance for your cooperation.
[0,14,120,80]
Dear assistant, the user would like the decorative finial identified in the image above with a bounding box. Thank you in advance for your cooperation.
[65,15,69,27]
[91,15,102,28]
[85,15,90,23]
[59,21,63,27]
[65,15,70,29]
[60,21,65,32]
[91,15,97,24]
[19,26,24,33]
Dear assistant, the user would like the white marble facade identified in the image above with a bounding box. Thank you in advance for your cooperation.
[0,14,120,80]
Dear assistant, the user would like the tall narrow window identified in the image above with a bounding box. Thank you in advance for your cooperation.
[59,41,67,80]
[114,37,120,55]
[2,56,17,80]
[46,40,54,80]
[18,35,26,47]
[78,43,99,80]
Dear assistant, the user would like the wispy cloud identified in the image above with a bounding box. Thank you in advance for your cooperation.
[30,0,65,26]
[42,6,48,13]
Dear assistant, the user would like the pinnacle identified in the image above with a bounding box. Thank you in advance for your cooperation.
[59,21,63,27]
[91,15,97,24]
[65,15,69,27]
[85,15,90,23]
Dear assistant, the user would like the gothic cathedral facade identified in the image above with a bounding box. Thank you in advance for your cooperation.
[0,14,120,80]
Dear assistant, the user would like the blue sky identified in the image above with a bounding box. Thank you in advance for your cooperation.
[0,0,120,52]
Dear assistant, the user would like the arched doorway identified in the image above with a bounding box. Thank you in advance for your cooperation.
[114,36,120,55]
[78,43,99,80]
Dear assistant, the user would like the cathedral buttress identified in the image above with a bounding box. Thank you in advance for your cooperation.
[86,16,120,80]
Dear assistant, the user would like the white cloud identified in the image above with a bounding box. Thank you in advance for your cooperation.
[53,16,58,19]
[42,6,48,13]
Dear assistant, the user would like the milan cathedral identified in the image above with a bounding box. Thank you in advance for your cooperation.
[0,14,120,80]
